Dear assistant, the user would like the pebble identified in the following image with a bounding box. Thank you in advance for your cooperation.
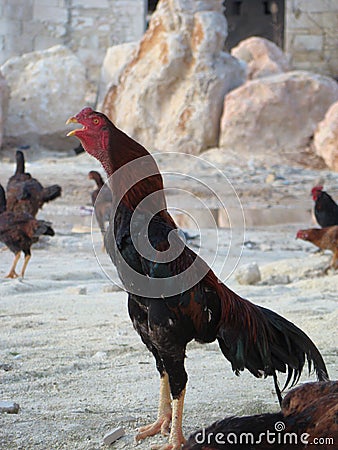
[235,262,261,285]
[92,351,108,360]
[0,401,20,414]
[265,173,276,184]
[103,427,125,445]
[66,286,87,295]
[0,363,13,371]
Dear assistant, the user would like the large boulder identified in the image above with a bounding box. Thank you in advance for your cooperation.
[219,71,338,164]
[0,72,9,149]
[314,101,338,172]
[97,42,138,110]
[231,36,291,80]
[1,45,89,150]
[102,0,246,154]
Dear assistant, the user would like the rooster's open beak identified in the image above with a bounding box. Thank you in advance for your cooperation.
[66,116,79,137]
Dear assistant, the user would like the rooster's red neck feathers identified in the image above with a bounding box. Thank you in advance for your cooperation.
[68,108,174,225]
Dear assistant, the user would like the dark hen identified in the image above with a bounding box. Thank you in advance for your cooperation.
[6,150,62,217]
[184,381,338,450]
[312,185,338,228]
[88,170,112,236]
[67,108,329,450]
[0,184,54,278]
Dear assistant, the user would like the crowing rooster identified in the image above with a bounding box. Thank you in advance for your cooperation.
[67,108,328,450]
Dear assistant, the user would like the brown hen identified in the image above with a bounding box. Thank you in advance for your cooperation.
[0,184,54,278]
[6,150,61,217]
[297,226,338,270]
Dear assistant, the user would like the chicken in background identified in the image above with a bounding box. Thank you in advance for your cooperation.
[6,150,62,217]
[311,185,338,228]
[296,226,338,271]
[67,108,328,450]
[0,184,55,278]
[88,170,112,239]
[184,380,338,450]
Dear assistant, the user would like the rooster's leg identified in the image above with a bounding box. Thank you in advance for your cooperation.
[20,254,31,278]
[5,252,20,278]
[151,388,186,450]
[135,372,172,441]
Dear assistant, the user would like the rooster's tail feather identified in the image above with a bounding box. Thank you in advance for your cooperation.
[41,185,62,203]
[216,287,328,404]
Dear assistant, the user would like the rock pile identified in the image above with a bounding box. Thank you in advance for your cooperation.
[0,0,337,172]
[101,0,246,154]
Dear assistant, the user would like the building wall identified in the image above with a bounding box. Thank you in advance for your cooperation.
[285,0,338,77]
[0,0,147,81]
[0,1,337,81]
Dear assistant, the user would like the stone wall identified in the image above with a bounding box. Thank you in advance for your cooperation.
[285,0,338,77]
[1,0,337,85]
[0,0,146,82]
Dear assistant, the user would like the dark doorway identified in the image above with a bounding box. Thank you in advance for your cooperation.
[147,0,159,27]
[224,0,285,50]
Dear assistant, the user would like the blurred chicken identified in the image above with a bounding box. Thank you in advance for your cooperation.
[311,186,338,228]
[6,150,62,217]
[88,170,112,238]
[184,380,338,450]
[296,226,338,270]
[0,184,55,278]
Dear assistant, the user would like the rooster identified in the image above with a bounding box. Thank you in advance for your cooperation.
[311,186,338,228]
[296,226,338,270]
[67,108,328,450]
[0,184,55,278]
[6,150,62,217]
[184,381,338,450]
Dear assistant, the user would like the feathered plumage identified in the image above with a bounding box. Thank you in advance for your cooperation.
[184,381,338,450]
[6,150,62,217]
[311,186,338,228]
[297,226,338,270]
[88,170,112,236]
[0,184,55,278]
[67,108,328,450]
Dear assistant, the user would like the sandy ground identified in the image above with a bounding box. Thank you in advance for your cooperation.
[0,150,337,449]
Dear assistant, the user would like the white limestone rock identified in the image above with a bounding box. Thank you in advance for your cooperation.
[220,71,338,163]
[314,101,338,172]
[1,45,89,150]
[102,0,246,155]
[231,36,291,80]
[97,42,138,110]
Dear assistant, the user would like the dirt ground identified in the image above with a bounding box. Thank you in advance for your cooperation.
[0,149,337,449]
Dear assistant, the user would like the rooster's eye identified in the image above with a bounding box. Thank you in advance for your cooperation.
[93,118,99,125]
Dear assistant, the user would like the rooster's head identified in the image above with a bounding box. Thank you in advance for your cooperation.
[66,108,111,162]
[311,185,323,201]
